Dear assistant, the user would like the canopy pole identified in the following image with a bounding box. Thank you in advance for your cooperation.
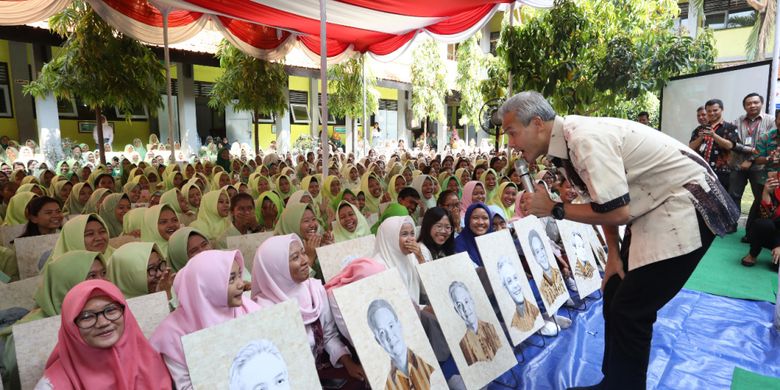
[507,2,514,97]
[770,2,780,113]
[320,0,329,178]
[162,9,176,163]
[362,56,368,157]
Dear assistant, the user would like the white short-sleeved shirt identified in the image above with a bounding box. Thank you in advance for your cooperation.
[547,116,739,270]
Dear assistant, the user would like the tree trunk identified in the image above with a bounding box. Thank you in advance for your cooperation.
[95,107,106,166]
[253,111,260,157]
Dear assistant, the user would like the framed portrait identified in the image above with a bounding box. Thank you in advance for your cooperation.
[114,106,149,120]
[585,225,608,268]
[416,253,516,389]
[476,230,545,346]
[512,216,570,314]
[226,232,274,273]
[556,220,603,299]
[332,269,447,390]
[78,121,114,134]
[56,98,78,118]
[182,300,321,390]
[315,234,376,282]
[290,103,310,124]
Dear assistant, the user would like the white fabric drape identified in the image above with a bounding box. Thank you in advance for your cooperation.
[211,17,299,61]
[87,0,209,45]
[0,0,70,25]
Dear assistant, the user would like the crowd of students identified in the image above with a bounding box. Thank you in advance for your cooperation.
[0,138,602,389]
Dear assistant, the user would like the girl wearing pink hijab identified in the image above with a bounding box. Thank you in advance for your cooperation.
[37,279,172,390]
[252,234,365,381]
[150,250,255,389]
[460,180,487,227]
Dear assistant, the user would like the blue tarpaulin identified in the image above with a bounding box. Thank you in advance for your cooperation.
[488,289,780,389]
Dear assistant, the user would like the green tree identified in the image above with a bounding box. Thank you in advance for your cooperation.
[327,55,379,152]
[746,0,775,61]
[411,39,449,148]
[209,40,288,155]
[455,33,485,141]
[24,1,165,165]
[498,0,716,115]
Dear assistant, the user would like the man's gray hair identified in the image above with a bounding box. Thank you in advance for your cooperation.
[448,280,470,301]
[367,299,398,330]
[498,91,557,126]
[496,256,515,285]
[229,339,286,389]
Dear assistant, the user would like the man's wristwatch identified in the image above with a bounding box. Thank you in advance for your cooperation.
[551,202,565,220]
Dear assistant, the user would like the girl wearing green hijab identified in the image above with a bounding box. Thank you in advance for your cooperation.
[98,193,131,238]
[50,179,73,205]
[167,227,212,272]
[321,175,342,206]
[2,192,38,225]
[63,182,93,215]
[48,214,115,264]
[256,191,284,231]
[442,175,462,198]
[275,203,333,278]
[160,188,195,226]
[0,250,107,389]
[108,242,171,299]
[386,174,407,203]
[333,201,371,242]
[141,204,181,257]
[162,170,184,191]
[479,168,499,201]
[16,183,46,196]
[370,203,409,235]
[123,181,142,204]
[212,171,231,191]
[248,173,272,199]
[274,174,294,203]
[190,190,231,249]
[122,207,146,237]
[82,188,111,214]
[360,172,383,215]
[181,180,202,216]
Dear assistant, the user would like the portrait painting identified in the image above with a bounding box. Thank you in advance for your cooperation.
[315,234,376,282]
[557,220,603,298]
[513,216,570,314]
[585,225,608,268]
[182,300,321,390]
[226,232,274,273]
[416,253,516,389]
[332,268,447,390]
[476,230,544,346]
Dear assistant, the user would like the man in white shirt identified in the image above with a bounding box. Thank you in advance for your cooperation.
[501,91,738,390]
[92,115,114,149]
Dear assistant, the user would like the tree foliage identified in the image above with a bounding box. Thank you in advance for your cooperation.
[327,55,379,121]
[746,0,775,61]
[24,1,165,164]
[209,40,288,153]
[498,0,716,115]
[455,33,485,130]
[411,39,449,124]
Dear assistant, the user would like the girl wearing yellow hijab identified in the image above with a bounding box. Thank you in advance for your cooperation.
[256,191,284,232]
[63,182,93,215]
[2,192,38,225]
[160,188,196,226]
[333,201,371,242]
[82,188,111,215]
[181,180,202,216]
[48,214,115,264]
[122,207,147,237]
[386,174,407,202]
[211,171,231,191]
[98,193,131,238]
[479,168,499,201]
[489,182,518,219]
[108,242,172,299]
[359,172,383,215]
[274,174,295,203]
[141,204,180,257]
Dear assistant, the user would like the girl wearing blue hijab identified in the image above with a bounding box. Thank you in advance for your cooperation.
[454,202,493,267]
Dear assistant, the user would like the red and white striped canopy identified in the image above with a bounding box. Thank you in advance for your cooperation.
[0,0,553,61]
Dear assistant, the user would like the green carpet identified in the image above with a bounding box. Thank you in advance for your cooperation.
[684,229,778,304]
[730,367,780,390]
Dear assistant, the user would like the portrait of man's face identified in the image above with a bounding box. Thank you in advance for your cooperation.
[369,303,406,361]
[229,340,290,390]
[529,232,549,270]
[571,232,589,261]
[450,283,477,331]
[498,259,525,305]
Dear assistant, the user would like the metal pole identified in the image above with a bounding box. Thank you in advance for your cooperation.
[769,2,780,113]
[362,56,368,157]
[320,0,329,178]
[163,9,176,163]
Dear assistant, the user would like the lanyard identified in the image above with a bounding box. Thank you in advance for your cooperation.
[744,116,761,138]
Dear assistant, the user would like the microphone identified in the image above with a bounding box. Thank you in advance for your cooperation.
[515,158,535,193]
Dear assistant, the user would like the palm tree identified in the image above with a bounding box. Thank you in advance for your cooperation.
[746,0,775,61]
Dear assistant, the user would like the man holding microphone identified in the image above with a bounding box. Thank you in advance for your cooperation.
[501,91,739,389]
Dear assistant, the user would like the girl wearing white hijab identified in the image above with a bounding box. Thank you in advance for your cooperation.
[372,215,424,304]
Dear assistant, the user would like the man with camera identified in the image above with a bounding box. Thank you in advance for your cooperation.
[688,98,741,191]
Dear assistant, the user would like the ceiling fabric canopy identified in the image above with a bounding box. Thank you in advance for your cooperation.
[0,0,554,62]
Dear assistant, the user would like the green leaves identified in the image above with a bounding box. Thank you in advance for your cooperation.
[455,34,485,128]
[208,40,288,119]
[497,0,715,116]
[327,55,379,120]
[411,39,448,123]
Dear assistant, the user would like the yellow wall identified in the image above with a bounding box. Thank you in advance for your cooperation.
[0,40,19,141]
[713,27,751,59]
[193,65,223,83]
[377,86,398,100]
[60,118,150,149]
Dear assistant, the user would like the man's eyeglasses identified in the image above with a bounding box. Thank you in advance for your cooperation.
[74,304,125,329]
[147,260,167,277]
